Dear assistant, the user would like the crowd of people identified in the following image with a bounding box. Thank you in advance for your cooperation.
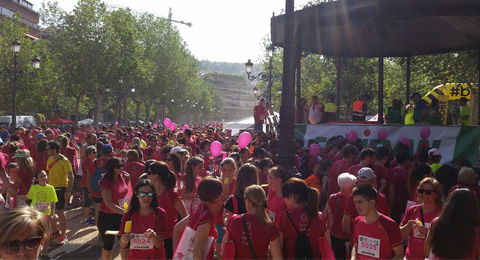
[0,122,478,260]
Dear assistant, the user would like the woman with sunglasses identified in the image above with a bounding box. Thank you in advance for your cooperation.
[98,157,131,260]
[225,184,282,259]
[147,161,187,259]
[400,177,443,260]
[119,179,167,259]
[0,207,48,260]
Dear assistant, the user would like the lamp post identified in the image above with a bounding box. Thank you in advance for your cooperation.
[1,39,40,130]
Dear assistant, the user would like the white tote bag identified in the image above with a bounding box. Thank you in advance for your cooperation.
[172,226,214,260]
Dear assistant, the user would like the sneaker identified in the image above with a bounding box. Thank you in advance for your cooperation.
[84,217,95,226]
[58,235,68,245]
[49,231,60,240]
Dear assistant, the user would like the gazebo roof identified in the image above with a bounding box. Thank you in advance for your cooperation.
[271,0,480,57]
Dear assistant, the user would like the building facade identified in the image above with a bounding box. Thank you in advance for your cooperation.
[0,0,40,38]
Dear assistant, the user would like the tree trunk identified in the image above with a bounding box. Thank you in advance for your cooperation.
[153,103,161,124]
[145,101,152,123]
[93,91,103,126]
[135,100,141,124]
[123,96,128,125]
[74,96,81,129]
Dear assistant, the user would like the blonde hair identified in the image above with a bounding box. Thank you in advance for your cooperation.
[244,184,273,227]
[0,207,48,245]
[418,177,443,206]
[15,149,36,173]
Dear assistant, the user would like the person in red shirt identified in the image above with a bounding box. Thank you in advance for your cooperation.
[324,172,357,259]
[447,166,479,200]
[173,177,224,260]
[119,179,167,260]
[351,183,404,260]
[266,166,289,223]
[98,157,131,260]
[226,184,282,259]
[348,148,374,176]
[147,161,187,259]
[142,136,162,161]
[276,178,331,259]
[181,156,204,213]
[115,133,129,153]
[80,146,96,225]
[253,98,267,131]
[60,137,78,175]
[343,167,390,238]
[123,150,145,188]
[329,144,357,195]
[389,150,411,222]
[400,178,442,260]
[184,129,197,156]
[373,146,393,197]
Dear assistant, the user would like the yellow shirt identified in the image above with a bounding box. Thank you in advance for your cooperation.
[47,155,73,188]
[26,184,58,215]
[405,110,414,125]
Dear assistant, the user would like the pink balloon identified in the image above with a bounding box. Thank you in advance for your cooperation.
[153,124,157,128]
[169,123,176,131]
[346,130,358,143]
[238,132,252,149]
[399,137,410,147]
[377,129,388,141]
[114,121,118,126]
[163,118,171,128]
[420,127,431,140]
[182,125,190,133]
[309,143,321,158]
[210,141,222,157]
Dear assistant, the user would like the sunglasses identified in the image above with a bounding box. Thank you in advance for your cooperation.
[138,191,155,198]
[115,164,124,169]
[418,188,434,195]
[1,236,42,254]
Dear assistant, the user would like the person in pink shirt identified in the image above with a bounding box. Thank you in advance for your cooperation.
[123,150,145,188]
[80,146,96,225]
[329,144,357,195]
[389,150,411,222]
[348,148,374,177]
[266,166,289,223]
[351,183,404,260]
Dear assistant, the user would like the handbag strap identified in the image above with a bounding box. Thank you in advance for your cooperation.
[286,210,314,235]
[242,214,258,260]
[233,195,238,214]
[419,205,425,226]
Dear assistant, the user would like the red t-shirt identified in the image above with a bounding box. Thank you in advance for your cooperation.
[80,157,93,187]
[401,204,441,260]
[353,214,402,259]
[329,159,354,195]
[348,164,367,177]
[73,132,85,145]
[344,192,390,221]
[142,146,162,161]
[227,213,279,259]
[188,203,217,260]
[99,175,130,214]
[276,207,327,260]
[327,192,349,239]
[254,105,267,123]
[61,147,77,173]
[185,138,197,156]
[157,188,181,238]
[373,164,393,197]
[267,189,286,223]
[119,207,167,260]
[89,157,110,198]
[115,140,129,152]
[34,151,49,171]
[123,161,145,188]
[390,167,410,221]
[17,168,34,195]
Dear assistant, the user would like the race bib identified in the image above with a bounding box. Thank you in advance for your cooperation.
[266,209,276,222]
[130,233,153,250]
[34,202,49,212]
[358,235,380,258]
[413,223,430,239]
[118,198,129,207]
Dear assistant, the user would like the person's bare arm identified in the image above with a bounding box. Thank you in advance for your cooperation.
[342,215,352,236]
[174,199,187,219]
[392,244,405,260]
[173,216,189,250]
[192,223,211,259]
[351,243,357,260]
[101,190,123,215]
[270,234,283,259]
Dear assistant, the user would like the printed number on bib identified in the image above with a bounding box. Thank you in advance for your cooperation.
[413,223,430,239]
[358,235,380,258]
[130,234,153,250]
[34,202,49,212]
[266,209,276,222]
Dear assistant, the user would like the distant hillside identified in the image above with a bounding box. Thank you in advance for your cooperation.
[199,60,263,76]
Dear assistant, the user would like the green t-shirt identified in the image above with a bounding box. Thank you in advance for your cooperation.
[27,184,58,215]
[405,111,414,125]
[460,105,471,126]
[386,106,403,124]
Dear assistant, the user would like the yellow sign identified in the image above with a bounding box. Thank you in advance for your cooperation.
[423,83,473,104]
[438,95,449,126]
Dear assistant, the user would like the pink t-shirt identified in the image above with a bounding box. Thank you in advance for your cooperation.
[100,175,130,214]
[188,204,217,260]
[267,188,286,223]
[123,161,145,187]
[344,192,390,220]
[329,159,353,195]
[327,192,349,239]
[157,188,181,238]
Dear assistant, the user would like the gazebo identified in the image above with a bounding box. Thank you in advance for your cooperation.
[271,0,480,171]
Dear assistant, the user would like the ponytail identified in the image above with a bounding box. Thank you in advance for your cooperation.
[165,170,177,189]
[244,185,273,227]
[282,178,319,218]
[149,161,177,189]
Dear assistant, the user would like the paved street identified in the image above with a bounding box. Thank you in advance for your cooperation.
[47,207,121,260]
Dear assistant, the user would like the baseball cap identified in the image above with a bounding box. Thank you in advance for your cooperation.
[428,148,441,157]
[358,167,375,181]
[121,133,129,137]
[102,144,114,152]
[170,146,187,154]
[37,133,46,139]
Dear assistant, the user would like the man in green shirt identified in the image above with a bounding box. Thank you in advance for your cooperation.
[386,99,404,124]
[458,97,471,126]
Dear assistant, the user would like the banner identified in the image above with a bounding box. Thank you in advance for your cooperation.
[438,95,449,126]
[423,83,473,104]
[295,124,480,164]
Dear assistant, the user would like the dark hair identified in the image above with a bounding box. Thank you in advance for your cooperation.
[36,139,48,152]
[395,150,410,164]
[165,153,181,173]
[33,170,46,185]
[161,144,173,155]
[375,146,389,161]
[144,159,156,173]
[341,144,357,158]
[200,140,211,152]
[148,161,177,189]
[359,148,375,160]
[7,162,18,171]
[430,189,480,258]
[101,157,123,183]
[409,165,432,196]
[130,179,158,213]
[185,157,204,193]
[127,150,139,162]
[184,128,192,137]
[270,166,289,183]
[197,176,223,203]
[233,163,259,197]
[352,183,377,202]
[281,178,319,217]
[47,141,60,153]
[85,146,97,156]
[258,158,273,171]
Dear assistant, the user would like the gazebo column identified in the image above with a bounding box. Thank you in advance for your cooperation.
[336,58,342,120]
[378,56,384,124]
[296,27,302,124]
[477,49,480,125]
[406,56,411,105]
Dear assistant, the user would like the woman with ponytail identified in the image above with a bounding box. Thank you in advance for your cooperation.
[266,166,289,222]
[147,161,187,259]
[13,149,36,202]
[225,185,282,259]
[276,178,330,259]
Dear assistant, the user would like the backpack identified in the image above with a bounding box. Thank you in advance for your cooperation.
[286,210,314,259]
[91,160,105,192]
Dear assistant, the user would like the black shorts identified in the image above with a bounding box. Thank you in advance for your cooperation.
[55,187,67,210]
[97,211,122,250]
[82,187,92,207]
[92,196,102,204]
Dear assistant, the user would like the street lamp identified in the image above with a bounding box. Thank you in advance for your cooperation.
[1,39,40,129]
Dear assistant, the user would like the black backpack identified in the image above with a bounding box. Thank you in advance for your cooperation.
[286,210,314,259]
